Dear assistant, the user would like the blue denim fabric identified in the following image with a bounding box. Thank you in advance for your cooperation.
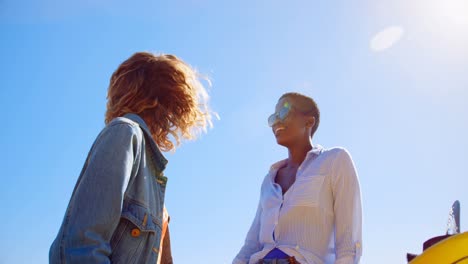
[50,113,168,264]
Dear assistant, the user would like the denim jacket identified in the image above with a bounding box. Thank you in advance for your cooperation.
[50,113,168,264]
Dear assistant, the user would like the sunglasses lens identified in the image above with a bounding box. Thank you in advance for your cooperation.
[268,103,292,127]
[278,107,289,120]
[268,114,276,126]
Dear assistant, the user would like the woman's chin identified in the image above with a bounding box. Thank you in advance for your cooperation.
[275,136,290,147]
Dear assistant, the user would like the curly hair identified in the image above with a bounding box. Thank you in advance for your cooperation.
[105,52,214,152]
[280,92,320,137]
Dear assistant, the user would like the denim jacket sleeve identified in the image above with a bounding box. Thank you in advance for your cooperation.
[50,121,142,264]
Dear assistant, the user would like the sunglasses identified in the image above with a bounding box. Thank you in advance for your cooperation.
[268,101,293,127]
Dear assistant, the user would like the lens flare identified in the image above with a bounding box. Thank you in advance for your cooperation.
[370,26,404,52]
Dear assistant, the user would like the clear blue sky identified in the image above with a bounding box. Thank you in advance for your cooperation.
[1,1,467,263]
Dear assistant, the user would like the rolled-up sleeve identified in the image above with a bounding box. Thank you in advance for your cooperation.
[50,123,141,264]
[332,149,362,264]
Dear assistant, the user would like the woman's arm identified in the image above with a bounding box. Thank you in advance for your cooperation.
[51,122,141,263]
[233,201,263,264]
[332,149,363,264]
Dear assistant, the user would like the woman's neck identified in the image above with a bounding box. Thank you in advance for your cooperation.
[287,139,313,167]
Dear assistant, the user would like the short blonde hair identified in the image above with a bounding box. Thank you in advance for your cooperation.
[105,52,214,151]
[280,92,320,137]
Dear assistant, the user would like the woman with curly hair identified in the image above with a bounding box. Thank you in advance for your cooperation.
[50,52,214,264]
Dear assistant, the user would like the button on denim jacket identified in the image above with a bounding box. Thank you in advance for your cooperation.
[50,113,168,264]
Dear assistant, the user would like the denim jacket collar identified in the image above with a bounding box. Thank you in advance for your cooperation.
[124,113,168,171]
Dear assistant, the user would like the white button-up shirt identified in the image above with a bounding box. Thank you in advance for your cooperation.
[233,145,362,264]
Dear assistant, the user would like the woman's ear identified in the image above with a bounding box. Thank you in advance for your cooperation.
[306,117,316,128]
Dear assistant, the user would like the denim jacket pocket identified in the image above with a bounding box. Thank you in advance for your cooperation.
[110,201,162,264]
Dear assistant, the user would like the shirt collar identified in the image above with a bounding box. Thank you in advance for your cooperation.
[270,144,323,170]
[310,144,324,156]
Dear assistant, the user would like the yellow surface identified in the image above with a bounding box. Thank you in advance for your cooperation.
[410,232,468,264]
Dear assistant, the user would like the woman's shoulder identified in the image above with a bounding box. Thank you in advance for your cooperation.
[316,146,355,168]
[96,116,144,144]
[106,116,143,132]
[320,146,351,157]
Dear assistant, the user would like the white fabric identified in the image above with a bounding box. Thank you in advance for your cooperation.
[233,145,362,264]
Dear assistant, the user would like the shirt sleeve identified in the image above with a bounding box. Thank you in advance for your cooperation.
[233,201,263,264]
[53,123,141,263]
[332,149,363,264]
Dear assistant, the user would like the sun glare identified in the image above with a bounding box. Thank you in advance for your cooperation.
[437,0,468,26]
[413,0,468,53]
[413,0,468,30]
